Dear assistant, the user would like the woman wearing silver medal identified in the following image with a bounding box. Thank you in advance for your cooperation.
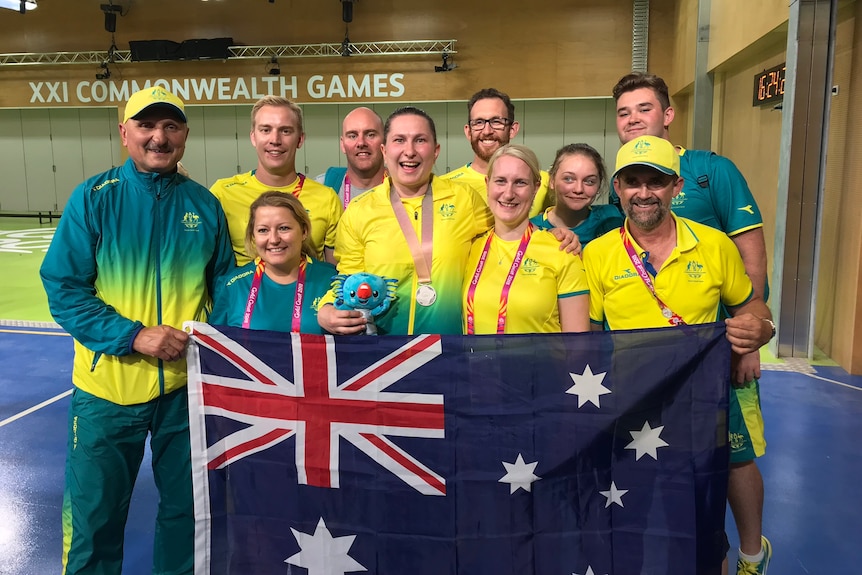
[319,106,494,336]
[210,191,336,333]
[463,145,590,335]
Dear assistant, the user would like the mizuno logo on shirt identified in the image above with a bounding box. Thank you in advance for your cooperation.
[737,205,754,215]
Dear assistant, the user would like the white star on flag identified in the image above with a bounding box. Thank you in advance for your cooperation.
[573,566,607,575]
[285,517,366,575]
[499,453,541,494]
[599,481,629,508]
[625,420,669,460]
[566,364,611,408]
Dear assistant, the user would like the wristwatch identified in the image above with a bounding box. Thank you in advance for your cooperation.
[761,318,776,340]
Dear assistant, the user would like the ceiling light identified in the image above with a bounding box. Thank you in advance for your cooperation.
[267,56,280,75]
[434,52,456,72]
[95,61,111,80]
[0,0,37,12]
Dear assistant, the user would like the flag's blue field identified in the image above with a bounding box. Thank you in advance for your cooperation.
[187,323,732,575]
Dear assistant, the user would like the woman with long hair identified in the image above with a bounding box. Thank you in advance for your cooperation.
[530,143,623,246]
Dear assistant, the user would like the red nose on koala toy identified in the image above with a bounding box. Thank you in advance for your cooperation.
[356,282,372,300]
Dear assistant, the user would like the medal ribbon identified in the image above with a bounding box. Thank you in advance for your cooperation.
[619,227,686,326]
[343,175,352,209]
[389,180,434,287]
[466,224,534,335]
[291,173,307,198]
[242,258,308,332]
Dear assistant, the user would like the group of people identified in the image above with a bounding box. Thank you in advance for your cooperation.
[40,73,774,575]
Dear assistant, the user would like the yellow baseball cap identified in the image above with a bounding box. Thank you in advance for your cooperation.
[613,135,679,179]
[123,86,187,123]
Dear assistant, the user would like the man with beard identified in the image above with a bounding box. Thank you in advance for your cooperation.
[583,135,775,574]
[613,73,772,575]
[442,88,552,218]
[211,96,342,265]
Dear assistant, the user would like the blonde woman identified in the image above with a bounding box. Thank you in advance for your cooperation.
[463,145,590,334]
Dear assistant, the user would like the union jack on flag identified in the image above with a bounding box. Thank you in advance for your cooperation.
[186,322,731,575]
[192,324,445,495]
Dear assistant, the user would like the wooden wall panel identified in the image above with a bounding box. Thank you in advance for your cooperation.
[708,0,789,71]
[670,0,698,92]
[819,4,862,372]
[712,49,784,300]
[0,0,678,106]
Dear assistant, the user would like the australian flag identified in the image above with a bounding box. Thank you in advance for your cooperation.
[186,322,730,575]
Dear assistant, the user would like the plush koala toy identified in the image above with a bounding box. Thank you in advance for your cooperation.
[331,272,398,335]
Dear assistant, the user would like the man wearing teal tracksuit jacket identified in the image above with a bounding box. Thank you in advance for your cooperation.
[40,87,235,575]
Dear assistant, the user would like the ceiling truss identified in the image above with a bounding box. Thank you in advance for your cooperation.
[0,40,457,66]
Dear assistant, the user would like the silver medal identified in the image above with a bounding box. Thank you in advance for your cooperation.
[661,307,673,318]
[416,284,437,307]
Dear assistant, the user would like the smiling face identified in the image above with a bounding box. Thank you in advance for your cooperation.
[250,105,305,178]
[251,205,308,273]
[465,97,519,165]
[487,154,539,230]
[551,153,602,213]
[119,109,188,174]
[615,166,681,231]
[382,113,440,196]
[340,107,384,178]
[615,87,674,144]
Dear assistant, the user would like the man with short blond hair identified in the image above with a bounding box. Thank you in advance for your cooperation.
[211,95,342,265]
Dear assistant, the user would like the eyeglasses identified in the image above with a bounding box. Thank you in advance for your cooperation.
[468,117,511,130]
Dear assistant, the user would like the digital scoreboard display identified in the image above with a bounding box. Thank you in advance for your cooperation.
[753,63,786,107]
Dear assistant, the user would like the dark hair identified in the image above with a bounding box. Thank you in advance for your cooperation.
[612,72,671,110]
[548,143,607,194]
[244,191,313,259]
[383,106,437,143]
[467,88,515,122]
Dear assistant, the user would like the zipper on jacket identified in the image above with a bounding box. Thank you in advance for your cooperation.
[155,177,166,396]
[90,352,102,372]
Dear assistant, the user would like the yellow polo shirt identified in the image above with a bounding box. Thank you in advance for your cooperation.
[583,214,753,329]
[335,176,493,335]
[210,171,342,265]
[462,229,588,334]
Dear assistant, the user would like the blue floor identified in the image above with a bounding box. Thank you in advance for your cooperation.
[1,327,861,574]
